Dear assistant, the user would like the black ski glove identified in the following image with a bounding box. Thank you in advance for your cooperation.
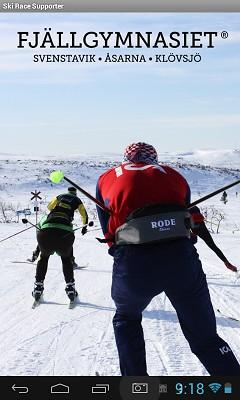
[81,226,87,235]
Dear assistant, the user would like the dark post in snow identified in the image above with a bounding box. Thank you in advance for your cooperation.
[31,190,42,225]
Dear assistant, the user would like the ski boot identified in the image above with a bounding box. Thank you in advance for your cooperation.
[71,256,79,270]
[28,249,40,263]
[72,261,79,269]
[32,281,44,301]
[65,281,78,302]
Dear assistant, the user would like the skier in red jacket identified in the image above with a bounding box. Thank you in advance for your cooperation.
[96,142,240,376]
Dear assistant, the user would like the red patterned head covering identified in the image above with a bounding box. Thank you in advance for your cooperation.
[124,142,158,164]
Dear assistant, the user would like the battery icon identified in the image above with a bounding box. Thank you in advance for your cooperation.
[224,383,232,394]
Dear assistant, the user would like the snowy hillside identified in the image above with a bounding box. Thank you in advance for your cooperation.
[0,151,240,376]
[158,148,240,169]
[0,149,239,207]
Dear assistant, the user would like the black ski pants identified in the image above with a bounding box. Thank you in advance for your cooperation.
[35,228,75,283]
[111,239,240,376]
[33,244,74,260]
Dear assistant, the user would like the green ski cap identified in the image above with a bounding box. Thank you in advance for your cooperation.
[49,170,64,184]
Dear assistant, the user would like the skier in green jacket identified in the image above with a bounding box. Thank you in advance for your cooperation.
[32,187,88,302]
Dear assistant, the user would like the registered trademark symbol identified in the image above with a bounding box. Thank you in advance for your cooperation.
[221,31,228,39]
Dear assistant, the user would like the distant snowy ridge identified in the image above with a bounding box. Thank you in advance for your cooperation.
[1,147,240,166]
[159,148,240,169]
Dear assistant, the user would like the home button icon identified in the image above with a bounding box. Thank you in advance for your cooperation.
[51,383,70,394]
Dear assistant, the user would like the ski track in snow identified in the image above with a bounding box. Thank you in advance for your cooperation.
[144,295,206,376]
[0,156,240,376]
[206,268,240,360]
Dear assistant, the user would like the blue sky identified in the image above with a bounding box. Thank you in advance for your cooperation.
[0,13,240,156]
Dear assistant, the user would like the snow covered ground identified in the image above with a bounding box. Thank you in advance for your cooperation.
[0,152,240,376]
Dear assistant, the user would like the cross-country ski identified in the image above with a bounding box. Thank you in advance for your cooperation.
[12,261,37,265]
[217,309,240,323]
[32,299,42,309]
[69,299,78,309]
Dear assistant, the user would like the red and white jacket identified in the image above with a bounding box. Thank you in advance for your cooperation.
[96,161,191,243]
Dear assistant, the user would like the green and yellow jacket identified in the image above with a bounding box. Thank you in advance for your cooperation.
[39,192,88,232]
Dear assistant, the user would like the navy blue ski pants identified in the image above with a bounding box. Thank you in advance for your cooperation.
[111,239,240,376]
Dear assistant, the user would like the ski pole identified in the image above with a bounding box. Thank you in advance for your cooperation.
[189,179,240,208]
[49,170,111,215]
[62,221,94,238]
[204,220,219,226]
[22,218,94,238]
[22,218,41,230]
[73,220,94,231]
[86,227,102,232]
[0,226,34,244]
